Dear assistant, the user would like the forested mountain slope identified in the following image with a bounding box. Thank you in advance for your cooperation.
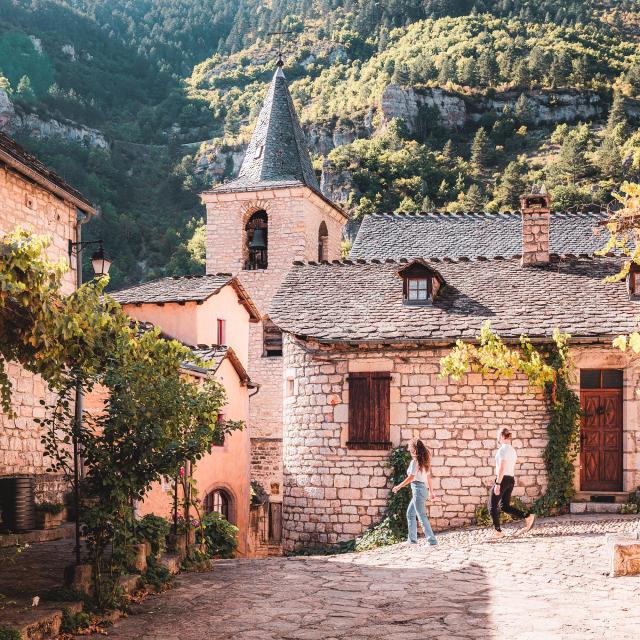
[1,0,639,285]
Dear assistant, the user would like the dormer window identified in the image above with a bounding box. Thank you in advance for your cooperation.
[397,259,444,306]
[628,263,640,299]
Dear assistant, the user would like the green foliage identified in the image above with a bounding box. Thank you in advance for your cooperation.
[137,515,170,557]
[0,230,233,609]
[61,609,92,634]
[0,626,21,640]
[620,488,640,515]
[34,501,64,514]
[197,512,239,559]
[474,496,529,526]
[140,555,174,592]
[352,445,411,551]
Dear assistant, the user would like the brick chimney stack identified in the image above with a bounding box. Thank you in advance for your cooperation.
[520,185,551,266]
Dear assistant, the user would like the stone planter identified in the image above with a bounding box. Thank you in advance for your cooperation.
[130,543,148,573]
[64,563,93,595]
[34,510,64,530]
[166,533,186,556]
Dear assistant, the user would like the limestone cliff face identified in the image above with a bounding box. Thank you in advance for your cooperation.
[379,84,606,131]
[0,89,108,149]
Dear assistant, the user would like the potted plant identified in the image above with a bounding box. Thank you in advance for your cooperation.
[34,502,65,530]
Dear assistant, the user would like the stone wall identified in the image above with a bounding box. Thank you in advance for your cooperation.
[281,337,550,551]
[251,438,284,499]
[202,186,346,504]
[0,163,79,501]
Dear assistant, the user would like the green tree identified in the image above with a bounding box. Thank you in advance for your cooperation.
[494,159,528,209]
[478,48,499,86]
[514,94,534,124]
[470,127,493,168]
[607,92,627,131]
[596,133,623,179]
[557,135,590,183]
[438,58,457,85]
[463,183,485,210]
[458,57,477,86]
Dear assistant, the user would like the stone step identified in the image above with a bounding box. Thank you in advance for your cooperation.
[1,600,82,640]
[0,523,75,548]
[570,501,624,514]
[574,491,629,504]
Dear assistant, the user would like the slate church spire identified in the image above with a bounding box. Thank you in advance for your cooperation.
[213,66,320,194]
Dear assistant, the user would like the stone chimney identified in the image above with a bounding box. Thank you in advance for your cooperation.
[520,185,551,266]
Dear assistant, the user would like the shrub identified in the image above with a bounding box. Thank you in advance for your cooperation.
[61,609,92,633]
[140,555,173,592]
[137,514,170,556]
[197,512,238,558]
[620,488,640,514]
[34,501,64,514]
[474,496,530,526]
[0,626,20,640]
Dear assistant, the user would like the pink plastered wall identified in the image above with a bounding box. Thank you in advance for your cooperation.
[121,285,250,366]
[137,358,251,555]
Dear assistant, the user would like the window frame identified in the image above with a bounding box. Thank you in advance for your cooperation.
[216,318,226,345]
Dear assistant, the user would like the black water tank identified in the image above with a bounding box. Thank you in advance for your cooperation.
[0,476,35,532]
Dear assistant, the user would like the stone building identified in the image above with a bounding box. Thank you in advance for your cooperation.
[200,64,347,525]
[0,132,96,501]
[269,190,640,550]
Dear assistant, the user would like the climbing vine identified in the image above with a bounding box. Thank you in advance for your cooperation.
[440,321,581,516]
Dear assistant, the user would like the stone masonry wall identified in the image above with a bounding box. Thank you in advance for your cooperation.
[282,336,550,551]
[0,163,78,501]
[203,187,346,504]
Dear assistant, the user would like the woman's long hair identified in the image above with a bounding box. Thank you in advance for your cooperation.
[409,438,431,472]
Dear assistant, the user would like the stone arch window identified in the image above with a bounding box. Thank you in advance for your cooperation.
[204,488,232,522]
[318,221,329,262]
[245,210,268,270]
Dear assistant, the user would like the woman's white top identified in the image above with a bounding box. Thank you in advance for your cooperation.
[407,459,430,483]
[495,444,517,477]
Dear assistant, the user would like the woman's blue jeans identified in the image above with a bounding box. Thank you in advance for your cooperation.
[406,481,437,544]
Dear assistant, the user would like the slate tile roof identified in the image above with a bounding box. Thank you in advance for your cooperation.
[269,256,636,343]
[212,67,319,194]
[111,274,234,304]
[0,132,95,213]
[348,210,610,260]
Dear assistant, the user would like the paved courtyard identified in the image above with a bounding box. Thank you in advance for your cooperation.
[101,515,640,640]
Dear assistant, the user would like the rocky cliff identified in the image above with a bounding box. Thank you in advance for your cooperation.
[0,89,108,149]
[379,84,606,131]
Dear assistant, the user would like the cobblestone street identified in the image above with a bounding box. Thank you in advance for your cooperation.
[101,515,640,640]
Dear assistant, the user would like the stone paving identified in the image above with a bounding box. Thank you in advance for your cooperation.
[97,515,639,640]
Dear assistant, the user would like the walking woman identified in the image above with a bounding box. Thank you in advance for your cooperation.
[392,438,437,545]
[490,428,536,538]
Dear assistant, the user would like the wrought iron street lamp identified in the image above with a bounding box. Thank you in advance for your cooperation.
[66,237,112,563]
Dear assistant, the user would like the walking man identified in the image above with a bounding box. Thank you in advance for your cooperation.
[490,428,536,538]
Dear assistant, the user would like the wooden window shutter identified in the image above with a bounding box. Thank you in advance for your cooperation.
[348,372,391,450]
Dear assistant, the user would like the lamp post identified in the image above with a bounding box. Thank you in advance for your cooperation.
[67,238,112,564]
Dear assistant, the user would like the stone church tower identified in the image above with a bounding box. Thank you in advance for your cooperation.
[201,64,346,520]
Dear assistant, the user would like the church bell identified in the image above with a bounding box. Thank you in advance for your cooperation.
[249,228,267,250]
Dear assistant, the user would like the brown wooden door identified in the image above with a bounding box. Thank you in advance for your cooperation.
[580,389,623,491]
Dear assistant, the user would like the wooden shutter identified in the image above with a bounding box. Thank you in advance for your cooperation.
[348,372,391,450]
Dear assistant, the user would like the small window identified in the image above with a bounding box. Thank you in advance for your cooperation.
[216,319,226,345]
[318,221,329,262]
[629,268,640,297]
[580,369,623,389]
[287,378,295,396]
[407,277,430,302]
[263,320,283,357]
[204,489,230,521]
[254,144,264,159]
[347,372,391,450]
[213,413,225,446]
